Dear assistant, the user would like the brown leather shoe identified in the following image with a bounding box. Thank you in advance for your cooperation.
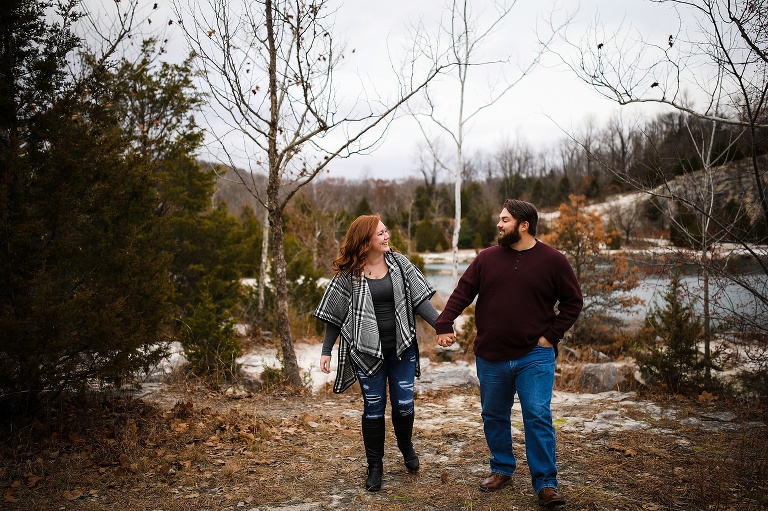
[479,473,512,492]
[537,487,565,507]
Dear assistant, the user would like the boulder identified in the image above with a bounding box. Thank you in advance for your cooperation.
[576,360,640,393]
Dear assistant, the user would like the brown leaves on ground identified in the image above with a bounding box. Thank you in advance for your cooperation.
[0,385,766,511]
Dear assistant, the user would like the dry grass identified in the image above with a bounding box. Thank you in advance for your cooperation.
[1,382,766,510]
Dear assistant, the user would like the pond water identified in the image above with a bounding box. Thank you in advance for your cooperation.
[423,262,470,299]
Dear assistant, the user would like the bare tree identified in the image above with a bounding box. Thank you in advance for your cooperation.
[415,142,446,220]
[659,118,746,377]
[607,197,643,244]
[410,0,571,285]
[554,0,767,216]
[81,0,159,65]
[602,111,638,185]
[496,138,536,178]
[174,0,444,384]
[553,0,768,337]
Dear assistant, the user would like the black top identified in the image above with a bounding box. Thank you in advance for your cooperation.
[366,272,397,350]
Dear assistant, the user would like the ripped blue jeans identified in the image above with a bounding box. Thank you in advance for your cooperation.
[354,344,417,419]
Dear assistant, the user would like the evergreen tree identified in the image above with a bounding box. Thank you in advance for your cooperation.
[170,205,249,318]
[354,196,372,217]
[459,183,495,249]
[557,175,572,203]
[96,40,261,379]
[414,216,449,252]
[0,0,171,408]
[497,173,530,203]
[637,272,704,392]
[530,179,544,206]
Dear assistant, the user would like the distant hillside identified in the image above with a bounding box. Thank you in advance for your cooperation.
[540,155,767,245]
[208,162,267,217]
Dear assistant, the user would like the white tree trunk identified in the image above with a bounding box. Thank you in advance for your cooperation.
[452,159,462,286]
[258,202,269,317]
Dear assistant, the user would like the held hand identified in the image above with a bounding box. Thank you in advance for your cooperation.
[320,355,332,374]
[436,333,456,347]
[538,337,553,348]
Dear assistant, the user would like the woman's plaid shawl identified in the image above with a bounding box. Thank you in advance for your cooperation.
[314,251,435,393]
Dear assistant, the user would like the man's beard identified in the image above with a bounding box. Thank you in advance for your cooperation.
[497,223,521,247]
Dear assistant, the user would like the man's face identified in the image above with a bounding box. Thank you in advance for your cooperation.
[497,208,522,247]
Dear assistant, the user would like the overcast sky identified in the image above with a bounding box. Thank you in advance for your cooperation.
[325,0,672,181]
[325,0,686,181]
[94,0,685,181]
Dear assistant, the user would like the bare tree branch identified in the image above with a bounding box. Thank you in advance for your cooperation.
[174,0,445,384]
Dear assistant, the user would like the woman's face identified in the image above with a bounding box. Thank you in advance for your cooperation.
[369,221,390,255]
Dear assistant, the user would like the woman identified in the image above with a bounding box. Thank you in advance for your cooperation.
[314,214,439,492]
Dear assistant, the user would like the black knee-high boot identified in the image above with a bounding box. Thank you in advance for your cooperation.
[361,417,385,491]
[392,414,419,472]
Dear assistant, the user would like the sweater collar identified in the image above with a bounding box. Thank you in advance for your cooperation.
[503,238,538,253]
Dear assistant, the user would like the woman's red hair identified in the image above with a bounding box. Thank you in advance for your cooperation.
[332,214,396,278]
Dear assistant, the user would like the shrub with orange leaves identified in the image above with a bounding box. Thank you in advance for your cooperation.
[543,195,643,348]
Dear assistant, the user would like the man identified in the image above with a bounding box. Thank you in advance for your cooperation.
[435,199,583,508]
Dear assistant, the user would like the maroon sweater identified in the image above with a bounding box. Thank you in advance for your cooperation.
[435,241,583,361]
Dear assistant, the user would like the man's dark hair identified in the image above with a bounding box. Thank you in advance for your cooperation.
[502,199,538,236]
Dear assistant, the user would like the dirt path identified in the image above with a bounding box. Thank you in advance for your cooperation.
[2,364,766,511]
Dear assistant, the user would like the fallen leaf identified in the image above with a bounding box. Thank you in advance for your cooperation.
[63,488,85,500]
[238,432,256,443]
[607,444,637,456]
[172,401,194,417]
[698,390,718,402]
[3,489,17,502]
[24,473,41,488]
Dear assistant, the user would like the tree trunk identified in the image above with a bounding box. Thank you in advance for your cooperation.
[749,127,768,226]
[702,256,711,381]
[451,168,462,286]
[258,203,269,317]
[263,0,300,386]
[269,205,302,386]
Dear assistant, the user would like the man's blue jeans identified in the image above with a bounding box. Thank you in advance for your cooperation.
[475,345,558,493]
[354,344,417,419]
